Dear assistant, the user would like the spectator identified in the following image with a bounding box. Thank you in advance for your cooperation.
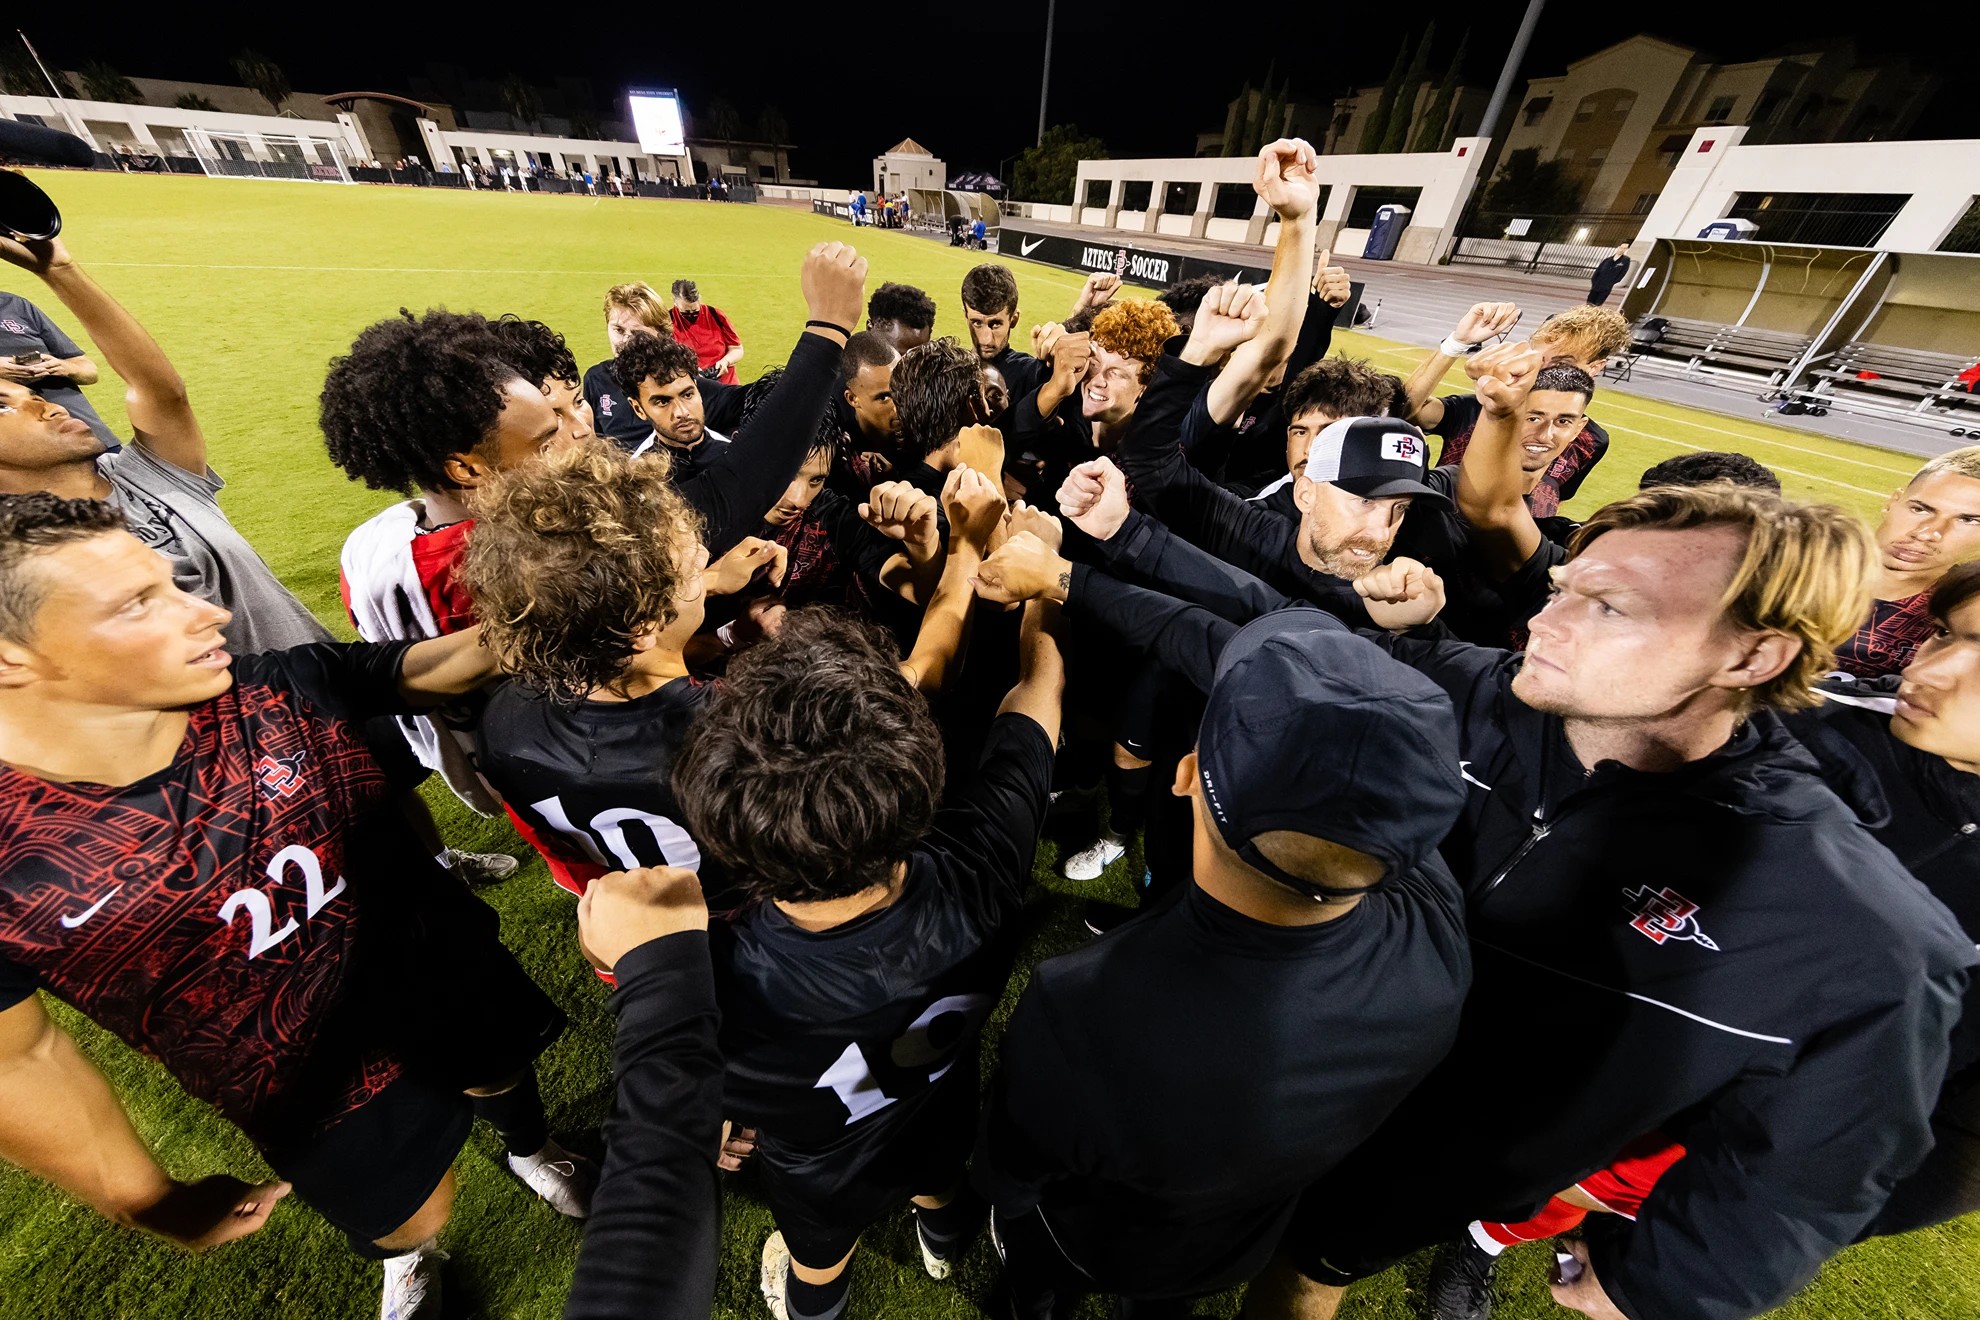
[1588,244,1632,305]
[669,279,744,385]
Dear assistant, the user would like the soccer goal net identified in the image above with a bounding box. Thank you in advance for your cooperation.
[181,130,352,183]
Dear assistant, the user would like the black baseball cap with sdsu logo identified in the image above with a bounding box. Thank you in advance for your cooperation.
[1302,416,1450,505]
[1197,611,1466,902]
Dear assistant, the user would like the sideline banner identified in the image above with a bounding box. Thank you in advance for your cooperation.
[996,222,1270,287]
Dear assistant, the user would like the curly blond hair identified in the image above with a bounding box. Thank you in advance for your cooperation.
[462,441,703,701]
[1091,298,1180,384]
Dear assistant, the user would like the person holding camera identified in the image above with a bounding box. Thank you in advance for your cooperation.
[0,284,114,447]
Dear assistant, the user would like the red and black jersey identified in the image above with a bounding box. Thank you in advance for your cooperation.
[0,643,428,1144]
[1430,394,1611,519]
[1833,591,1937,681]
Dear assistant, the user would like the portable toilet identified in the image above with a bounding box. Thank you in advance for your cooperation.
[1363,204,1412,261]
[1697,217,1758,241]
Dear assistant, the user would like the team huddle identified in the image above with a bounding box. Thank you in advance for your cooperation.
[0,137,1977,1320]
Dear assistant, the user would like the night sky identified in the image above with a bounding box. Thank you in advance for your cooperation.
[26,5,1969,185]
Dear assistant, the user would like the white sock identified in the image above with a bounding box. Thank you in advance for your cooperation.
[1468,1221,1509,1257]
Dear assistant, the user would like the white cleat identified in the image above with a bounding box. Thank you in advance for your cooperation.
[380,1239,446,1320]
[1061,836,1126,882]
[508,1137,598,1219]
[760,1230,794,1320]
[446,848,519,885]
[915,1213,954,1280]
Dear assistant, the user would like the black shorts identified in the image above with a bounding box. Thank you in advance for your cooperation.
[760,1076,978,1269]
[266,1071,473,1247]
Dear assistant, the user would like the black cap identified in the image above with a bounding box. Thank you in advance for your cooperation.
[1197,612,1466,899]
[1302,416,1448,505]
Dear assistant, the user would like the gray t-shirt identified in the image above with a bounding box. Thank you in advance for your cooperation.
[0,291,115,447]
[98,444,331,654]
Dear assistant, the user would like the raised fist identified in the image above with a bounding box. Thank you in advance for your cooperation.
[1354,557,1446,631]
[972,531,1070,606]
[801,241,868,333]
[1252,138,1321,220]
[1055,457,1132,542]
[1186,282,1269,359]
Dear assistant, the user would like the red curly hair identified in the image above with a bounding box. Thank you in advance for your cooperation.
[1090,299,1179,384]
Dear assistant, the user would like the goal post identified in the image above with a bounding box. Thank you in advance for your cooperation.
[183,130,353,184]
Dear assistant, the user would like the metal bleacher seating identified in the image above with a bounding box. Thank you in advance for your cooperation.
[1625,315,1813,388]
[1788,341,1980,426]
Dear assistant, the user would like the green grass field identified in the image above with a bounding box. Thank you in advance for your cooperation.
[0,170,1970,1320]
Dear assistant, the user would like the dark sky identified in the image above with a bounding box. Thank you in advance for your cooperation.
[29,5,1966,184]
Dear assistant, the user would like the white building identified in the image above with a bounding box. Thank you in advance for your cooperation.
[873,138,943,194]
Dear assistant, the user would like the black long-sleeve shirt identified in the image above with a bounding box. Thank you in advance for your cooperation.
[564,932,724,1320]
[1058,551,1977,1320]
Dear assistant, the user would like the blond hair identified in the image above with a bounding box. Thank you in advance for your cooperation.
[1570,485,1874,710]
[1534,305,1631,364]
[1910,445,1980,487]
[603,281,672,334]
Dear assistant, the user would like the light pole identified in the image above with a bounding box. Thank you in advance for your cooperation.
[1036,0,1056,147]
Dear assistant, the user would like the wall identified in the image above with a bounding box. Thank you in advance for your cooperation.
[1634,126,1980,254]
[1,93,366,163]
[426,121,689,180]
[1072,137,1489,264]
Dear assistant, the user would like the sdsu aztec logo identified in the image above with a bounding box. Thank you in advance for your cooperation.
[1382,431,1425,465]
[0,318,29,335]
[254,750,309,799]
[597,392,615,418]
[1623,886,1719,951]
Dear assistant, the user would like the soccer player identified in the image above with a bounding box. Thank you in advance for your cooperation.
[865,281,937,354]
[0,494,590,1320]
[584,281,674,448]
[1014,298,1177,464]
[975,604,1472,1319]
[0,284,115,446]
[961,264,1049,401]
[326,310,586,822]
[1833,446,1980,679]
[888,338,994,498]
[831,331,904,497]
[610,242,868,555]
[675,578,1065,1320]
[1404,302,1629,516]
[669,279,744,384]
[0,232,328,654]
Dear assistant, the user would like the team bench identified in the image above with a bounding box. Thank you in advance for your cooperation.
[1791,341,1980,425]
[1621,315,1813,387]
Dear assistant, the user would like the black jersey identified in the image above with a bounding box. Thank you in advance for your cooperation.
[476,676,725,904]
[584,359,651,451]
[0,643,427,1142]
[710,713,1052,1168]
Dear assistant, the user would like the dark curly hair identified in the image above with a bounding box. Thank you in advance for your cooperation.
[675,608,945,904]
[961,264,1021,316]
[1638,451,1781,493]
[0,493,124,642]
[1157,273,1224,332]
[614,333,701,403]
[489,314,579,389]
[867,281,936,332]
[892,337,984,458]
[461,442,704,701]
[320,309,528,494]
[1283,358,1400,426]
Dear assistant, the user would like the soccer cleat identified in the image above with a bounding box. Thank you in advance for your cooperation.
[1427,1233,1500,1320]
[379,1239,446,1320]
[1061,836,1126,882]
[915,1212,955,1280]
[760,1231,794,1320]
[446,848,519,885]
[508,1137,598,1219]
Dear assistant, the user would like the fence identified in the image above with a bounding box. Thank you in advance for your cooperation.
[1450,210,1643,276]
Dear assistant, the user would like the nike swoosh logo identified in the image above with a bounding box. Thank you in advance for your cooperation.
[60,885,122,929]
[1458,761,1492,791]
[1020,238,1045,256]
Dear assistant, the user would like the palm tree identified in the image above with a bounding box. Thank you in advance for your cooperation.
[174,93,220,112]
[231,50,290,114]
[704,98,742,142]
[501,76,543,131]
[77,61,141,104]
[756,104,789,144]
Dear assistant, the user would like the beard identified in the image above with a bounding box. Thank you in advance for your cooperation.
[1306,531,1395,580]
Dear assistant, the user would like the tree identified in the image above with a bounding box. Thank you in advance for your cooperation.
[1477,147,1586,237]
[756,104,788,145]
[501,76,542,131]
[174,93,220,112]
[1411,29,1469,152]
[1381,24,1435,154]
[703,98,742,142]
[231,50,289,114]
[0,47,45,97]
[568,112,600,140]
[76,61,140,104]
[1013,123,1106,204]
[1359,41,1408,154]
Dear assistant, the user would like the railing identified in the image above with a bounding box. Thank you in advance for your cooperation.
[1450,211,1646,275]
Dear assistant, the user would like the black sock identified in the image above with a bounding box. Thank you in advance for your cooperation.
[786,1266,851,1320]
[1106,761,1154,838]
[916,1186,987,1258]
[472,1071,550,1156]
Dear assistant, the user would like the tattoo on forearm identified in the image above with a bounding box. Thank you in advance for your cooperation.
[1057,570,1071,596]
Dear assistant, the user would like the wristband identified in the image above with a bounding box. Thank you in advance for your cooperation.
[805,319,852,337]
[1439,336,1483,357]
